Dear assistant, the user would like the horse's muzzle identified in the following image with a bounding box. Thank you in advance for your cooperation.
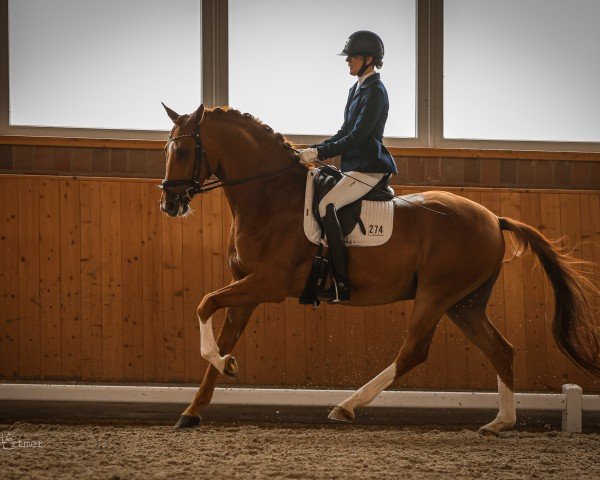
[161,197,189,217]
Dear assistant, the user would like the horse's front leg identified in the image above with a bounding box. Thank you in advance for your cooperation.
[196,274,286,376]
[175,305,257,429]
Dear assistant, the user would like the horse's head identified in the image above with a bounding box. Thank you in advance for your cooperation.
[159,103,212,217]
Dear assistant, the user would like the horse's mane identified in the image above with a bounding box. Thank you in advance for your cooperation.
[205,107,299,162]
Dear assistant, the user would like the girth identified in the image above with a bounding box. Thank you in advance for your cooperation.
[312,166,395,237]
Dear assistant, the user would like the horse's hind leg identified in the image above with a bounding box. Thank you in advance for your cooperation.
[446,273,516,436]
[329,298,443,422]
[175,305,256,429]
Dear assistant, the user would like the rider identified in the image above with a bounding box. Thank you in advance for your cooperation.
[298,30,398,303]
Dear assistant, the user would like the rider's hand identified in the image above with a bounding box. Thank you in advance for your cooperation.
[298,147,318,165]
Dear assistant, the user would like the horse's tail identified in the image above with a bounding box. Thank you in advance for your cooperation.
[499,216,600,378]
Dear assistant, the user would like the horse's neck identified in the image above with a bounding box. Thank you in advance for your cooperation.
[222,168,306,222]
[204,115,306,219]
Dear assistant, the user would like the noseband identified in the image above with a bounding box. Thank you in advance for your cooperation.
[158,133,205,203]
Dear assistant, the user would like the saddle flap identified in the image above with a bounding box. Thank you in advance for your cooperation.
[311,166,393,238]
[304,169,394,248]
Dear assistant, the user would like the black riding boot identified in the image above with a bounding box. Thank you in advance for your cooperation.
[321,203,352,303]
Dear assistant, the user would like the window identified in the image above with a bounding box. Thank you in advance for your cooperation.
[8,0,200,131]
[444,0,600,142]
[2,0,598,151]
[228,0,417,138]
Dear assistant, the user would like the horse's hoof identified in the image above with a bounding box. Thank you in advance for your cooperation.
[223,355,238,378]
[174,414,201,429]
[328,406,355,422]
[478,426,501,437]
[478,417,515,437]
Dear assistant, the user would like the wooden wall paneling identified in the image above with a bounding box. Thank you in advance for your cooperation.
[520,192,548,390]
[559,193,589,388]
[2,175,599,392]
[343,305,368,386]
[59,179,82,379]
[80,181,103,380]
[305,303,327,386]
[539,193,568,390]
[364,304,394,384]
[284,299,307,386]
[324,304,347,387]
[120,183,144,380]
[182,205,204,383]
[161,213,186,382]
[265,300,287,385]
[478,190,507,389]
[100,182,123,380]
[38,179,61,378]
[244,305,267,384]
[579,193,600,392]
[141,183,165,381]
[18,178,41,378]
[0,178,20,379]
[500,192,528,390]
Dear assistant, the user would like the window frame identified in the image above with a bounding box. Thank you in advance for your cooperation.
[0,0,206,141]
[432,0,600,152]
[1,0,598,152]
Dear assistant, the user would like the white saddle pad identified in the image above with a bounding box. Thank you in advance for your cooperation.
[303,168,394,247]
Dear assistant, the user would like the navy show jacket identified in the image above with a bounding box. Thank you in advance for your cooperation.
[312,72,397,174]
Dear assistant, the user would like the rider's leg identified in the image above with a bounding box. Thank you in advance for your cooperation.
[318,172,385,218]
[318,172,385,302]
[322,204,351,302]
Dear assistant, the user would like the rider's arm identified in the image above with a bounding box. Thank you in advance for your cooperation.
[314,87,384,160]
[311,123,347,149]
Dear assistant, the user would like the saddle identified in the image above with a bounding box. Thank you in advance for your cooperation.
[311,166,394,238]
[299,166,395,306]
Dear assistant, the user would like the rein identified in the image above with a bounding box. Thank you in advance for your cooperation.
[159,132,297,200]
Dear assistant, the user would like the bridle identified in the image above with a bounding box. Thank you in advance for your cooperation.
[158,132,297,201]
[158,132,206,203]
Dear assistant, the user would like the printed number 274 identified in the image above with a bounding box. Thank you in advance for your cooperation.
[369,225,383,235]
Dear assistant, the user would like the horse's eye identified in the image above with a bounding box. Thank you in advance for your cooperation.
[176,149,189,159]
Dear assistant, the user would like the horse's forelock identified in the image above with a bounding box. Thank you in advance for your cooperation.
[175,114,189,126]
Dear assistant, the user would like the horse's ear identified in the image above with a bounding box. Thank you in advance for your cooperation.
[185,104,205,129]
[162,102,181,124]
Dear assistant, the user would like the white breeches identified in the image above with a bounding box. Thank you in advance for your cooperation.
[318,171,386,218]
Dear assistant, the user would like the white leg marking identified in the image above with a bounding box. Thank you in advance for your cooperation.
[199,316,227,374]
[479,375,516,434]
[329,363,396,421]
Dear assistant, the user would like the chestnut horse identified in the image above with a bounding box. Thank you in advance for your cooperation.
[159,104,600,434]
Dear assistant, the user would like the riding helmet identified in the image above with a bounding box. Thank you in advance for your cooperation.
[338,31,385,59]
